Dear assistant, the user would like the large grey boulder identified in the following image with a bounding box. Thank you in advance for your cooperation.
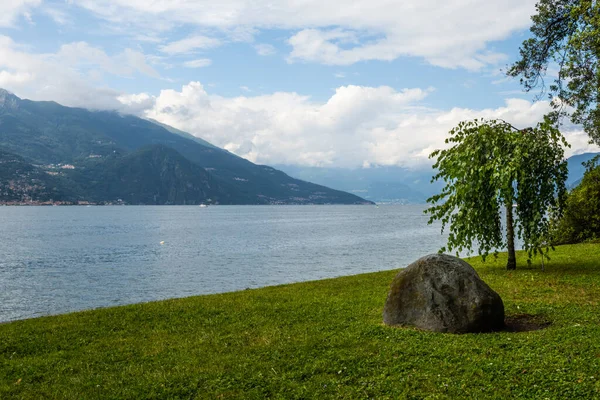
[383,254,504,333]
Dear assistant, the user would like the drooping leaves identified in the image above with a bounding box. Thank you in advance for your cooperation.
[425,118,569,264]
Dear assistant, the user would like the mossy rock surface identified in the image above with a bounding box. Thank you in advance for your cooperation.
[383,254,505,333]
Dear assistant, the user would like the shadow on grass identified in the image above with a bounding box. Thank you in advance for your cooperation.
[503,313,551,332]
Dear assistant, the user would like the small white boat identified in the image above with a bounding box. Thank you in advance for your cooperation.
[199,204,208,208]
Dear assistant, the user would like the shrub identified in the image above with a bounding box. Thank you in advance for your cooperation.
[551,159,600,244]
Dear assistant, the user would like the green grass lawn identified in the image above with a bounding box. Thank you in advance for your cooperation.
[2,244,600,399]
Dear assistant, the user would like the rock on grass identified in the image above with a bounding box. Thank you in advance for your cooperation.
[383,254,505,333]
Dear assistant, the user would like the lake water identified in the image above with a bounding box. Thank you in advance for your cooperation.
[0,205,450,322]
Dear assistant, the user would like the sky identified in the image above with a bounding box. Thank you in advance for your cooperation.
[0,0,598,169]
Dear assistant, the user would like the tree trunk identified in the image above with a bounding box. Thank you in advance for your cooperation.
[506,202,517,270]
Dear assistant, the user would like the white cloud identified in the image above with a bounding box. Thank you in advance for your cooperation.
[119,81,596,169]
[255,43,275,56]
[117,92,155,114]
[0,70,34,85]
[56,42,160,78]
[183,58,212,68]
[0,36,159,110]
[2,42,595,169]
[43,7,72,25]
[23,11,34,25]
[225,26,258,43]
[286,28,510,69]
[159,35,222,54]
[0,0,41,27]
[75,0,537,70]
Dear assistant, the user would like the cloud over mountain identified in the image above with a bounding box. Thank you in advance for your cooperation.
[121,82,598,168]
[0,35,156,110]
[2,0,598,170]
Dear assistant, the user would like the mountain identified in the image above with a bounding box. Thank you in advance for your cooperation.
[0,147,73,203]
[0,89,371,205]
[147,118,220,150]
[64,145,241,205]
[278,152,600,204]
[566,152,600,188]
[275,164,443,204]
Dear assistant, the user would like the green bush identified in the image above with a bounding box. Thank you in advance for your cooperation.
[551,159,600,244]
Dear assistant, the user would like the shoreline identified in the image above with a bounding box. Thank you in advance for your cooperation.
[0,267,399,325]
[0,246,525,325]
[2,243,599,398]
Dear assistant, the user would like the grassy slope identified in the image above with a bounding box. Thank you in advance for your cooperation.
[2,244,600,399]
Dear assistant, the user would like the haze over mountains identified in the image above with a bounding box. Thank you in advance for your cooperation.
[0,90,371,205]
[278,154,600,204]
[276,165,444,204]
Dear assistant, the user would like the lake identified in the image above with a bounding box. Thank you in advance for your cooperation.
[0,205,450,322]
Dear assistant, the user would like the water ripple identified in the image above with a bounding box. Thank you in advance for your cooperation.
[0,205,449,322]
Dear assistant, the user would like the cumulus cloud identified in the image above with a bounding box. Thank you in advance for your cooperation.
[3,1,593,170]
[117,92,156,114]
[72,0,537,70]
[0,0,41,27]
[2,40,596,168]
[0,70,34,86]
[0,36,158,110]
[118,82,598,168]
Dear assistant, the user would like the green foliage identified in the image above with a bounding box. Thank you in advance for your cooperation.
[425,118,569,263]
[551,157,600,244]
[507,0,600,144]
[2,244,600,398]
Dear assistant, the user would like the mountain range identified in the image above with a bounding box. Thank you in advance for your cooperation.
[275,164,444,204]
[1,89,593,206]
[0,89,371,205]
[277,154,600,204]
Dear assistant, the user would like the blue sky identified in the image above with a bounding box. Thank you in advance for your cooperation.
[0,0,597,168]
